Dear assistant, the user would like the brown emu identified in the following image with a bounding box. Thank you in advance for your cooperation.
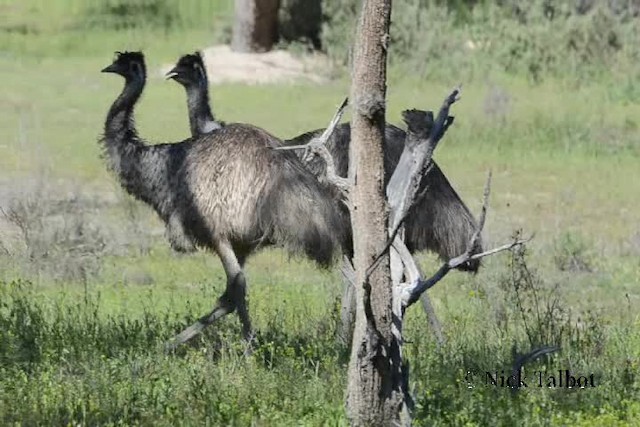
[100,52,347,347]
[167,51,482,270]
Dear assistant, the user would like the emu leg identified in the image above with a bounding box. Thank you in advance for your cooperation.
[420,294,444,346]
[338,257,356,345]
[232,253,253,343]
[165,290,235,350]
[166,240,253,350]
[340,262,444,346]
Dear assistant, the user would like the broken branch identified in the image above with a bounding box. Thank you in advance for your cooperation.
[275,98,352,193]
[386,87,461,232]
[401,172,532,308]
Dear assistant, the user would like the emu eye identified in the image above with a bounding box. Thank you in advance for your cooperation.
[130,61,142,75]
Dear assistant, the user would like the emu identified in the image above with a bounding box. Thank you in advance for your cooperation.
[165,52,223,135]
[166,51,482,270]
[100,51,347,348]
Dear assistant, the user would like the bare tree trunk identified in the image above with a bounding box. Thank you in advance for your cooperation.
[231,0,280,53]
[346,0,405,425]
[275,79,521,427]
[275,47,521,427]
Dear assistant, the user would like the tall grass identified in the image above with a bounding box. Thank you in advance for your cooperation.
[1,244,638,425]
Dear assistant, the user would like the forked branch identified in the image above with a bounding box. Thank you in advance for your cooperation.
[387,87,460,233]
[400,172,532,308]
[365,87,460,280]
[275,98,351,193]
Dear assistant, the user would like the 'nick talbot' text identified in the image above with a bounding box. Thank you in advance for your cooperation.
[483,369,596,389]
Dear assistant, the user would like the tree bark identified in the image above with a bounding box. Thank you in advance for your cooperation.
[231,0,280,53]
[346,0,404,425]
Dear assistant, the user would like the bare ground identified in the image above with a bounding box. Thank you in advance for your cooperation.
[160,45,330,85]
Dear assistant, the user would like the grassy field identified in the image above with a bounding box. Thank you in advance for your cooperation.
[1,1,639,426]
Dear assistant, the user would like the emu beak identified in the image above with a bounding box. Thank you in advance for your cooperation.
[165,67,179,80]
[101,64,118,73]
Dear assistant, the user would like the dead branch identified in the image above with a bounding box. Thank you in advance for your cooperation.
[400,172,533,308]
[365,162,437,281]
[386,88,460,233]
[275,98,352,193]
[365,211,409,281]
[364,88,461,290]
[420,292,445,346]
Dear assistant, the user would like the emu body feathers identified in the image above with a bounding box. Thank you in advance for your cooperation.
[101,52,349,346]
[168,50,483,271]
[285,123,483,271]
[101,55,345,266]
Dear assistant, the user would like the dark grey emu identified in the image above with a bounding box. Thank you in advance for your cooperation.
[167,51,482,271]
[100,52,347,347]
[165,52,223,135]
[286,126,483,271]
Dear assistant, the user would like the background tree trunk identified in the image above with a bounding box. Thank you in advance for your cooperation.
[278,0,323,49]
[346,0,403,425]
[231,0,280,53]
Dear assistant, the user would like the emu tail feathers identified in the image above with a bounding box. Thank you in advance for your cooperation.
[259,158,348,268]
[405,162,483,272]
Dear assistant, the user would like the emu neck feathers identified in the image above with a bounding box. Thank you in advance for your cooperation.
[102,77,173,220]
[186,85,220,136]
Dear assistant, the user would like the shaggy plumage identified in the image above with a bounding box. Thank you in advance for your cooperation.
[285,124,482,271]
[100,51,347,343]
[167,52,482,271]
[166,52,223,135]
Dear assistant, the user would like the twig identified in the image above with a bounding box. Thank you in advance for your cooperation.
[275,98,351,192]
[464,238,531,263]
[465,170,491,255]
[431,86,461,143]
[365,210,411,281]
[401,173,532,308]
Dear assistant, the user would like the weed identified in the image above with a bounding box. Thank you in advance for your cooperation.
[1,178,107,283]
[553,231,595,273]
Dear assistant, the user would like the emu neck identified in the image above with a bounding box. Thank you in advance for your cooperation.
[102,75,172,221]
[105,76,144,141]
[186,84,220,136]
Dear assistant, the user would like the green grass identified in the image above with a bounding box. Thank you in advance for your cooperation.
[1,5,640,425]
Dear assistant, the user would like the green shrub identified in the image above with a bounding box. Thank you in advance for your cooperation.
[320,0,640,82]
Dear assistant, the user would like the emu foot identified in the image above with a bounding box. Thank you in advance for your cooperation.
[241,330,257,357]
[164,321,206,353]
[165,302,235,353]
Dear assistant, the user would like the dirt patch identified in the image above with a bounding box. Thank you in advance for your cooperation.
[160,45,329,85]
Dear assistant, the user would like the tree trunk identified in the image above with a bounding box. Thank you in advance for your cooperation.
[231,0,280,53]
[346,0,405,425]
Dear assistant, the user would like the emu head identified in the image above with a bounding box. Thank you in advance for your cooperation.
[101,51,146,82]
[166,51,208,88]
